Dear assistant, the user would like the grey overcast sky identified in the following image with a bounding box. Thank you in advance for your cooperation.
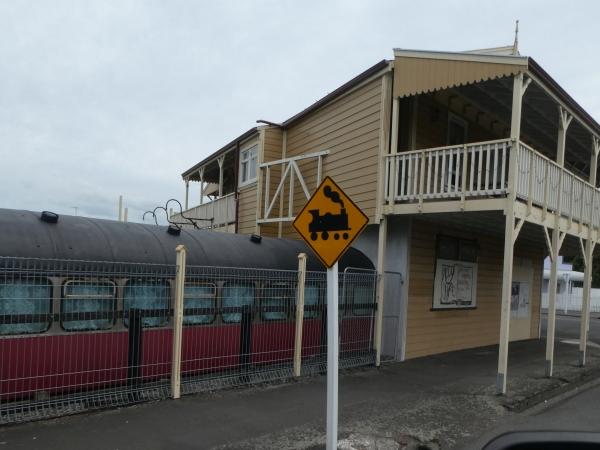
[1,0,598,223]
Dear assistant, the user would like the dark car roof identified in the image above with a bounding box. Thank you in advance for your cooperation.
[0,209,373,271]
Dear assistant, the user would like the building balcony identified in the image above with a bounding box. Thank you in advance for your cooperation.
[172,192,236,231]
[383,138,600,233]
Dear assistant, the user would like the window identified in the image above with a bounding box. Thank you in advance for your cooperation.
[239,145,258,185]
[351,284,375,316]
[437,235,478,263]
[302,284,320,319]
[222,283,254,323]
[0,278,52,335]
[184,283,216,325]
[123,280,170,328]
[61,280,115,331]
[262,283,292,321]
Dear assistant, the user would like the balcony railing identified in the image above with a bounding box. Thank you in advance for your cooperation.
[176,192,236,229]
[385,138,600,229]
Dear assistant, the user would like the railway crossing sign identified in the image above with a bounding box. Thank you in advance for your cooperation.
[293,176,369,449]
[292,176,369,268]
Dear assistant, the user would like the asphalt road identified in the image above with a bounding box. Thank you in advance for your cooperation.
[1,314,599,450]
[462,379,600,449]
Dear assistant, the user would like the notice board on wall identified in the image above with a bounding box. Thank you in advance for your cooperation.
[433,259,478,309]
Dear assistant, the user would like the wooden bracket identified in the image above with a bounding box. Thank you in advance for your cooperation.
[558,231,567,251]
[579,237,587,264]
[513,218,525,245]
[543,226,553,259]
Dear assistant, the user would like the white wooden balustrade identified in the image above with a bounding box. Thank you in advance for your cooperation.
[385,138,600,230]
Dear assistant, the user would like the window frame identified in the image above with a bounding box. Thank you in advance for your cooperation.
[238,144,258,187]
[0,277,53,336]
[60,279,117,332]
[221,281,255,324]
[183,282,217,325]
[350,282,376,317]
[123,278,171,328]
[261,282,294,322]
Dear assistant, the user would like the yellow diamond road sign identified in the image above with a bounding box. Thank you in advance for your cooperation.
[293,176,369,268]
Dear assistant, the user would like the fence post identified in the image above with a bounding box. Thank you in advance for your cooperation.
[171,244,186,399]
[294,253,307,377]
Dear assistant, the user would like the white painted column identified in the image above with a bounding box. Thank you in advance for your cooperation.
[580,137,599,366]
[388,98,400,203]
[199,168,204,206]
[546,229,561,377]
[497,73,527,394]
[118,195,123,222]
[579,239,594,366]
[546,107,572,377]
[217,155,225,197]
[184,180,189,210]
[375,216,388,366]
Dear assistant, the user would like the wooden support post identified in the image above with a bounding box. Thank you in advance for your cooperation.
[184,180,189,210]
[375,216,388,367]
[460,144,468,209]
[388,98,400,203]
[497,73,528,394]
[278,131,287,238]
[171,245,186,399]
[591,136,600,188]
[118,195,123,222]
[217,155,225,197]
[546,228,562,377]
[579,239,594,366]
[545,107,572,377]
[497,210,516,394]
[199,168,204,205]
[293,253,307,377]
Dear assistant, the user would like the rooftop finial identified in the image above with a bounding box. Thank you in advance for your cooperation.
[512,20,519,55]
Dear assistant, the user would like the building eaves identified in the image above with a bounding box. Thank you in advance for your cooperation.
[393,48,528,66]
[181,127,258,179]
[527,57,600,138]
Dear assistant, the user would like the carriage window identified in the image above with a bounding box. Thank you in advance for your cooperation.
[123,280,170,328]
[184,283,216,325]
[262,283,292,321]
[0,278,52,335]
[351,284,375,316]
[302,284,320,319]
[61,280,115,331]
[222,283,254,323]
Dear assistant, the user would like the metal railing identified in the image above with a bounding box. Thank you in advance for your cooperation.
[0,255,377,424]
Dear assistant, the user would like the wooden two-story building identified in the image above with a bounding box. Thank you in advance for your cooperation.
[174,45,600,393]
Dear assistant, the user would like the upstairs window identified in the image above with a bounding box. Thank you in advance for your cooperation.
[239,145,258,186]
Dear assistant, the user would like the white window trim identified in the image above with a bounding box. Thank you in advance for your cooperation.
[239,143,258,187]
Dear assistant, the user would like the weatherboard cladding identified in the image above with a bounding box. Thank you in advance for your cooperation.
[405,219,542,359]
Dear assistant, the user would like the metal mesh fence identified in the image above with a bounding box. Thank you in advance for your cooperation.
[0,257,377,424]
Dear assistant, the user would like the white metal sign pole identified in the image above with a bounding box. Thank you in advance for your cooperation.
[326,261,339,450]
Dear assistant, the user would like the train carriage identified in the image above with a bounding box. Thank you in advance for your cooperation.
[0,208,376,413]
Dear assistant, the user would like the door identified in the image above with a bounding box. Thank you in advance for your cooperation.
[510,259,533,341]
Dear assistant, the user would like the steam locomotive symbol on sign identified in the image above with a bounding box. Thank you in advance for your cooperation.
[308,185,351,241]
